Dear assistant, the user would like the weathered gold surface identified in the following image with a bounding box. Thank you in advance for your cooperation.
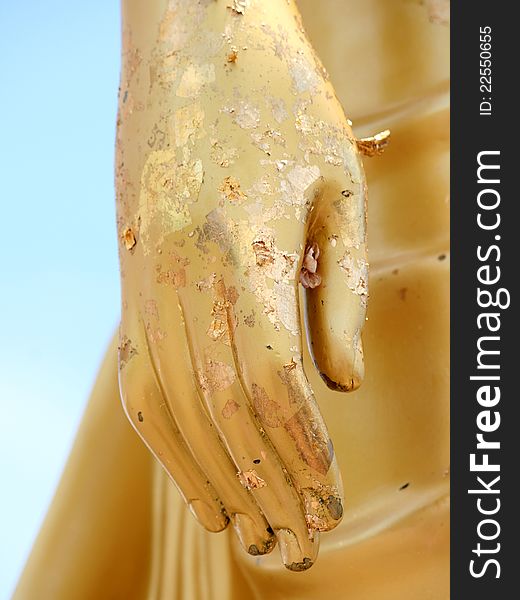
[14,0,449,597]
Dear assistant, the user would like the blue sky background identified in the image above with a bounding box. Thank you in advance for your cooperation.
[0,2,122,596]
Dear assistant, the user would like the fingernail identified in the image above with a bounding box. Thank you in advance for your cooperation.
[320,337,364,392]
[301,488,344,531]
[188,500,228,532]
[232,513,276,556]
[276,528,318,572]
[326,495,344,520]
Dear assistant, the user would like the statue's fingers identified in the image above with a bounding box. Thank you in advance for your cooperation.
[179,281,319,570]
[228,273,344,535]
[144,295,275,557]
[118,323,227,533]
[303,166,368,392]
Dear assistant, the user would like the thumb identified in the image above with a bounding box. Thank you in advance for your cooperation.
[302,177,368,392]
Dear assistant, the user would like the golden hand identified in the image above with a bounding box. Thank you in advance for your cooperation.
[116,0,368,570]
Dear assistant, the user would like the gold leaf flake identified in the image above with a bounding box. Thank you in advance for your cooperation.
[173,103,205,147]
[227,47,238,63]
[337,252,369,300]
[119,336,137,367]
[356,129,391,157]
[252,238,274,266]
[177,63,215,98]
[283,164,321,208]
[223,99,260,129]
[222,398,240,419]
[139,150,203,252]
[274,281,299,334]
[333,194,365,248]
[210,139,238,168]
[300,242,321,288]
[284,406,334,475]
[144,299,159,318]
[199,359,236,395]
[195,272,217,292]
[219,176,247,203]
[288,52,320,94]
[207,299,231,344]
[122,227,137,250]
[268,96,288,124]
[252,383,284,428]
[237,469,267,490]
[229,0,249,15]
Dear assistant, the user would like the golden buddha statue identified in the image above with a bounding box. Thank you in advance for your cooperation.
[14,1,449,598]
